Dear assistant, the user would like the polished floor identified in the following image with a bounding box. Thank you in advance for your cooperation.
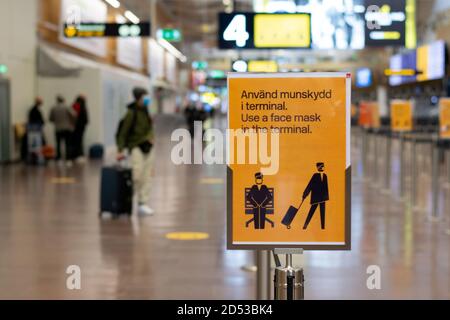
[0,116,449,299]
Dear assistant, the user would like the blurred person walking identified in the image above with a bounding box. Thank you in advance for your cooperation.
[116,87,155,216]
[22,97,46,163]
[184,99,197,136]
[72,95,89,162]
[49,95,75,166]
[28,97,45,130]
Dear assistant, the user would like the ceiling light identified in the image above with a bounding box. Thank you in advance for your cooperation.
[104,0,120,9]
[116,14,126,23]
[157,38,187,63]
[124,10,140,24]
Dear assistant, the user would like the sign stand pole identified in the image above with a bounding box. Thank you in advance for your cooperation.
[383,131,392,193]
[362,129,369,179]
[369,130,374,181]
[430,136,441,221]
[399,133,406,199]
[256,250,270,300]
[273,248,304,300]
[446,149,450,186]
[373,130,379,187]
[411,135,418,208]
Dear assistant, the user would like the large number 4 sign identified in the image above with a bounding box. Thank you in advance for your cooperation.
[223,14,249,48]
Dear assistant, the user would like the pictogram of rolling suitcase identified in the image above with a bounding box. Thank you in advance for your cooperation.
[281,199,305,229]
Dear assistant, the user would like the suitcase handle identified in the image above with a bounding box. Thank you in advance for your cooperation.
[297,199,305,210]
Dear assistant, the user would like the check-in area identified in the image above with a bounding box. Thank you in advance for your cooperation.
[0,0,449,301]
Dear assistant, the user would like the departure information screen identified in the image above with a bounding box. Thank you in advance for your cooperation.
[218,12,311,49]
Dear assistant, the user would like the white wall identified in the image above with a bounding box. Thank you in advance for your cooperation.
[38,48,151,155]
[60,0,108,57]
[100,68,151,150]
[38,68,102,152]
[0,0,37,159]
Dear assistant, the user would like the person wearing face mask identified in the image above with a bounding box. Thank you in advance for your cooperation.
[302,162,329,230]
[116,87,154,216]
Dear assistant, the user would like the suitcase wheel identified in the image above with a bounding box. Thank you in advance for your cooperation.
[287,225,291,229]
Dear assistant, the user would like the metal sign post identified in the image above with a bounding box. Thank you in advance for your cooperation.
[410,135,418,208]
[367,131,374,182]
[430,136,441,221]
[362,129,369,179]
[383,132,392,192]
[399,133,406,199]
[256,250,271,300]
[273,248,304,300]
[373,130,379,186]
[447,149,450,186]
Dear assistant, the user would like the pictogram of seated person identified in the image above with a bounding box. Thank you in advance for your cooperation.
[246,172,274,229]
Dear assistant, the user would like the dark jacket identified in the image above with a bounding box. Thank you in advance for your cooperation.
[28,105,44,127]
[247,184,272,212]
[74,101,89,131]
[117,102,153,152]
[303,173,329,204]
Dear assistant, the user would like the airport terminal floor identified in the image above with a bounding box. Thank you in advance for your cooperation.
[0,115,449,299]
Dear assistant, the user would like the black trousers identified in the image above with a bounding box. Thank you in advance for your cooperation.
[55,130,73,160]
[72,127,85,158]
[252,207,266,230]
[303,202,326,230]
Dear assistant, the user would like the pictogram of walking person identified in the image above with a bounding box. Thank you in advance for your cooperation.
[302,162,329,230]
[245,172,274,229]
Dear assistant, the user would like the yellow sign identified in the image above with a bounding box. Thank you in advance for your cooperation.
[64,26,77,38]
[391,100,413,132]
[227,72,351,250]
[384,69,416,76]
[416,45,428,82]
[439,98,450,139]
[248,60,278,73]
[370,102,381,129]
[254,14,310,48]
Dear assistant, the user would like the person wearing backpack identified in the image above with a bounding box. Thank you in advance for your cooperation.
[116,87,154,216]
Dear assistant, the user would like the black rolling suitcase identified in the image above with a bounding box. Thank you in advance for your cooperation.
[281,199,304,229]
[100,166,133,216]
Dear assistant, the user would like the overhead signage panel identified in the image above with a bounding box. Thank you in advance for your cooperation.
[364,0,410,47]
[63,22,151,38]
[249,0,416,49]
[157,28,182,42]
[218,12,311,49]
